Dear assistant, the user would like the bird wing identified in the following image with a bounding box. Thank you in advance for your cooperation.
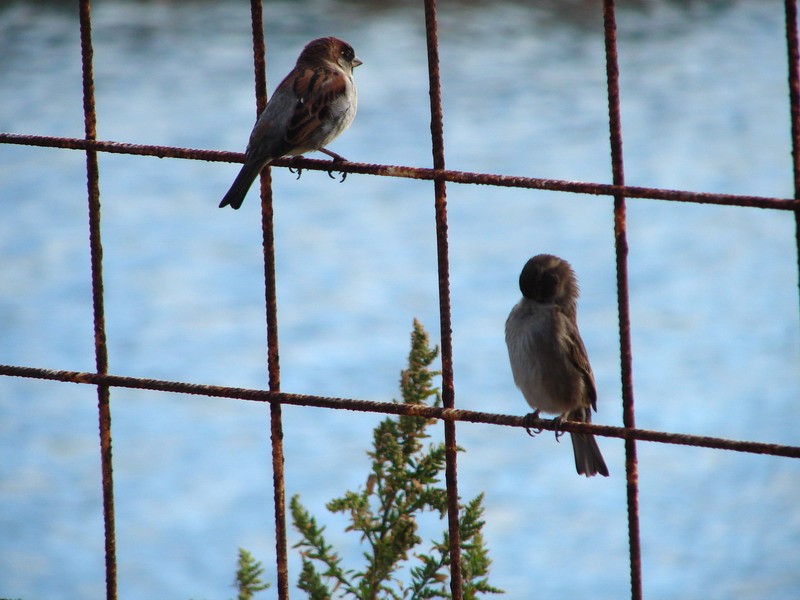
[285,65,348,150]
[560,307,598,412]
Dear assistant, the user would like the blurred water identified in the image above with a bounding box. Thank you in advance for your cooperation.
[1,0,799,598]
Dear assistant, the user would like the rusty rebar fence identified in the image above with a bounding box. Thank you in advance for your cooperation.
[1,1,799,599]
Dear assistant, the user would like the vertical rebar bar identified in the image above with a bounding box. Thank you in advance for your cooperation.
[422,1,462,598]
[602,2,643,599]
[785,0,800,316]
[78,1,116,598]
[249,1,289,597]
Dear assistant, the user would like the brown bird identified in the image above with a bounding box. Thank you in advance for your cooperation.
[219,36,362,209]
[505,254,609,477]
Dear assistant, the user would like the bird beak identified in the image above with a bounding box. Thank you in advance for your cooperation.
[353,56,363,68]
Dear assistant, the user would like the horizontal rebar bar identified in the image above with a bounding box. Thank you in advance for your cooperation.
[1,132,796,211]
[2,363,797,459]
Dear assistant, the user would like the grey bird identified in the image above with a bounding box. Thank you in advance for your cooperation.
[505,254,609,477]
[219,37,361,209]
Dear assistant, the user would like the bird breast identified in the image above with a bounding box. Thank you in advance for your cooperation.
[321,75,357,142]
[505,299,585,415]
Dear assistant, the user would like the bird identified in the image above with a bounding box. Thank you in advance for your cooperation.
[219,36,362,209]
[505,254,609,477]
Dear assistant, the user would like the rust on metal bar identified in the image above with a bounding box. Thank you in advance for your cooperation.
[786,0,800,196]
[3,364,800,459]
[2,132,797,211]
[248,2,289,598]
[602,2,643,599]
[784,0,800,316]
[78,1,117,598]
[423,0,462,597]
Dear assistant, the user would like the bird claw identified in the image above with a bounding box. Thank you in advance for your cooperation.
[288,157,304,180]
[327,167,347,182]
[553,416,566,442]
[288,153,347,182]
[523,410,543,437]
[319,148,348,182]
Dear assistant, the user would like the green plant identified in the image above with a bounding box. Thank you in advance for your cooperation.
[291,320,503,599]
[234,548,270,600]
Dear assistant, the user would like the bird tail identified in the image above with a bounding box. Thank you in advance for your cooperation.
[570,432,609,477]
[219,161,267,209]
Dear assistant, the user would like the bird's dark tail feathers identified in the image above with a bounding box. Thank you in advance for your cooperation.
[219,161,266,209]
[570,432,609,477]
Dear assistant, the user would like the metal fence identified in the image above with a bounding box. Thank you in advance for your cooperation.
[1,1,799,599]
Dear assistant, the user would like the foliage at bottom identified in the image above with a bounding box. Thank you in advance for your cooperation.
[232,320,503,599]
[291,320,503,599]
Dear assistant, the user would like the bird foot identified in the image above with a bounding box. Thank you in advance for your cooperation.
[288,156,304,180]
[553,416,566,443]
[522,410,543,437]
[319,148,348,182]
[326,165,347,182]
[319,147,346,162]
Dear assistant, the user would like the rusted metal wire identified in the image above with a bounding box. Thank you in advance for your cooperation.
[78,2,117,599]
[3,364,800,459]
[422,0,462,597]
[246,2,290,598]
[2,132,797,211]
[785,0,800,314]
[602,2,643,599]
